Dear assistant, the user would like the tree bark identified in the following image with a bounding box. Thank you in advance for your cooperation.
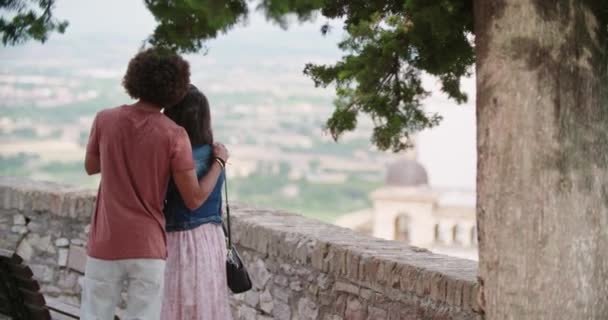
[474,0,608,319]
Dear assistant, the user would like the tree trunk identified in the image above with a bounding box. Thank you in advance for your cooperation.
[474,0,608,319]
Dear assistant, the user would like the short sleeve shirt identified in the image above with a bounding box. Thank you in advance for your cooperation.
[86,105,194,260]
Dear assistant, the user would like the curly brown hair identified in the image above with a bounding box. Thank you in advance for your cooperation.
[122,48,190,107]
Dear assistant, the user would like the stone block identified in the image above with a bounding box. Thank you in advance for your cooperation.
[57,272,79,290]
[297,267,311,277]
[294,238,311,264]
[367,306,388,320]
[345,250,360,279]
[11,225,28,234]
[232,292,245,302]
[454,280,465,308]
[274,275,288,287]
[311,242,328,270]
[244,290,259,307]
[334,281,359,295]
[29,234,55,254]
[259,289,273,314]
[238,304,258,320]
[70,238,86,246]
[297,297,319,320]
[26,221,45,233]
[317,274,332,290]
[460,281,474,310]
[272,287,290,303]
[360,288,374,301]
[254,227,271,255]
[279,263,294,276]
[13,214,26,225]
[289,280,302,292]
[318,292,334,306]
[272,300,291,320]
[344,296,367,320]
[55,238,70,247]
[470,283,482,313]
[430,273,448,303]
[414,270,433,298]
[361,256,380,284]
[334,294,347,314]
[446,278,464,306]
[308,284,319,296]
[44,285,62,296]
[378,260,396,286]
[250,259,271,290]
[57,248,69,267]
[329,247,347,276]
[31,264,54,283]
[16,239,33,261]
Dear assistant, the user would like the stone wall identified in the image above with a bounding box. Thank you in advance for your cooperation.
[0,177,95,306]
[0,177,482,319]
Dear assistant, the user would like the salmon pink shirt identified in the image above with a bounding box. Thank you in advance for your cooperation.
[85,104,194,260]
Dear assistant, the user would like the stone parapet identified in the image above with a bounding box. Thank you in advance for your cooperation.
[0,177,95,305]
[0,177,481,319]
[229,206,480,320]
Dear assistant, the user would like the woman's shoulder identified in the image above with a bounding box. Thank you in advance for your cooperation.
[192,144,213,160]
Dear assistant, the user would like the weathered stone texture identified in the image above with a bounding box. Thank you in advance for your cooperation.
[226,206,481,320]
[0,177,93,304]
[0,177,481,319]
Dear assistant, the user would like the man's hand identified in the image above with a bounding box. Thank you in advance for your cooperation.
[213,142,229,162]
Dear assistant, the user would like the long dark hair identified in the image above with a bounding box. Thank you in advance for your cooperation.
[164,84,213,146]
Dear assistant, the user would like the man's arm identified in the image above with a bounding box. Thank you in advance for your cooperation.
[172,142,228,210]
[84,113,101,175]
[85,154,100,175]
[172,161,223,210]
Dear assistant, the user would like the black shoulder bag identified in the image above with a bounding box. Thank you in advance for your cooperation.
[221,167,252,294]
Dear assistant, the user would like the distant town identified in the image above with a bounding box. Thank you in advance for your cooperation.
[0,38,401,222]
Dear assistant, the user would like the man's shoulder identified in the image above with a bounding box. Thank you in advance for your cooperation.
[95,105,125,121]
[155,114,185,135]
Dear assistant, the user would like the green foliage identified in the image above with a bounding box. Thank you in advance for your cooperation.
[144,0,248,53]
[0,0,68,45]
[303,0,474,151]
[146,0,475,151]
[256,0,324,28]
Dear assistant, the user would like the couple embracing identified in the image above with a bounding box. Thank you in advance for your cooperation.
[81,48,232,319]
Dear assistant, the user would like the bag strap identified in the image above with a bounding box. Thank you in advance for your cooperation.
[221,166,232,249]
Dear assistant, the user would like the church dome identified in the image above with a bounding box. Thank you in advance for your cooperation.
[385,159,428,187]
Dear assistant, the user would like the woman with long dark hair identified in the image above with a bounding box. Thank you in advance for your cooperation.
[160,85,232,319]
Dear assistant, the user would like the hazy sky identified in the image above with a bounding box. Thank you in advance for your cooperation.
[49,0,345,56]
[4,0,477,190]
[417,76,476,191]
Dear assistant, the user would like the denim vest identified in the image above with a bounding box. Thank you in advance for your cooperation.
[164,144,224,232]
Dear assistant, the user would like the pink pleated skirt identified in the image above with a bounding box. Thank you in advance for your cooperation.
[160,223,233,320]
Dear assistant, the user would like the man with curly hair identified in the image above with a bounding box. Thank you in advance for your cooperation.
[81,48,229,319]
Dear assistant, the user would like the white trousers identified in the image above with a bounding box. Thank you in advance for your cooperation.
[80,256,166,320]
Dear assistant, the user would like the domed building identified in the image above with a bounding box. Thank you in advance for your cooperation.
[384,158,429,187]
[335,157,478,260]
